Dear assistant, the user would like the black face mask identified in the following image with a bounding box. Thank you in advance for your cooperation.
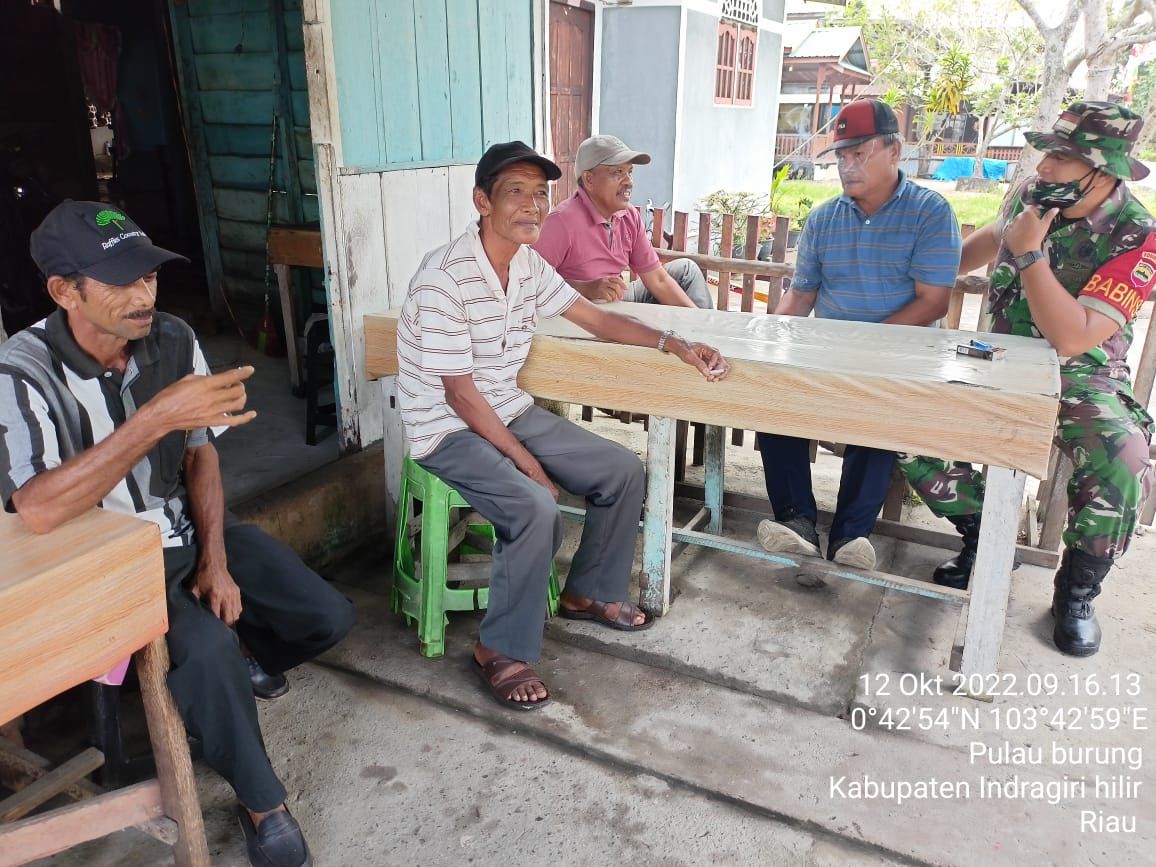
[1030,167,1098,210]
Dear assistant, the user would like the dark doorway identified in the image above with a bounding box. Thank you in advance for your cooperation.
[0,0,205,335]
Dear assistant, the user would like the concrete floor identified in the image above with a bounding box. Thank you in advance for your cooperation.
[28,394,1156,867]
[17,296,1156,866]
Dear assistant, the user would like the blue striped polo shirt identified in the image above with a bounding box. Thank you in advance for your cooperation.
[791,171,962,322]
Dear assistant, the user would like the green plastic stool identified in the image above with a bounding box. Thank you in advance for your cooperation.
[392,454,561,657]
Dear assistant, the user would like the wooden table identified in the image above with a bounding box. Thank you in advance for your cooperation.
[365,304,1061,681]
[0,509,209,866]
[267,224,324,393]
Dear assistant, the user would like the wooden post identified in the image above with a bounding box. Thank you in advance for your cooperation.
[650,207,665,248]
[136,638,210,867]
[960,467,1026,684]
[717,214,734,312]
[672,211,689,252]
[768,215,790,312]
[945,223,975,329]
[641,417,676,615]
[740,214,759,312]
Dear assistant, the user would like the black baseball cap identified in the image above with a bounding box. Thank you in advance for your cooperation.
[30,200,189,285]
[818,99,900,155]
[474,141,562,188]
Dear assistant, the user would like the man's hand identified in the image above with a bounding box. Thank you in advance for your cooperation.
[672,339,730,382]
[145,366,259,432]
[190,563,243,625]
[1003,204,1059,257]
[514,453,559,501]
[576,276,628,304]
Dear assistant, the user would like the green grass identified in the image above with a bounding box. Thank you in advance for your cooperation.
[777,179,1004,230]
[1131,185,1156,214]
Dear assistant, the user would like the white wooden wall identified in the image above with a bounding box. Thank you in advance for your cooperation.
[305,0,546,455]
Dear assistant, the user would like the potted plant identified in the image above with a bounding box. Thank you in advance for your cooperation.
[787,197,813,249]
[696,189,768,258]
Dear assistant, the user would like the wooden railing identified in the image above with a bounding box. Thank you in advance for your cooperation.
[775,135,1023,164]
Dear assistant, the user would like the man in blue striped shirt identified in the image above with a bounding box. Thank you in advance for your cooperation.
[756,99,962,571]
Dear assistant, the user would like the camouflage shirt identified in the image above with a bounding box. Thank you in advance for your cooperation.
[987,178,1156,380]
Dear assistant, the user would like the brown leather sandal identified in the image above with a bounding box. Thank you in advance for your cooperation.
[558,598,655,632]
[473,654,551,711]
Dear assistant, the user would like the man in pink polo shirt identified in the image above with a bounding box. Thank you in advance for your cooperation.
[533,135,712,309]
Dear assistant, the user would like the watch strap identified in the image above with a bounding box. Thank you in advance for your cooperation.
[1013,250,1044,270]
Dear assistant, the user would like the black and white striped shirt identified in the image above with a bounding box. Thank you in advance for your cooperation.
[396,222,580,459]
[0,310,215,547]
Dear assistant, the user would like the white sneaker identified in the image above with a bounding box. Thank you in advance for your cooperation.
[829,537,876,571]
[757,518,821,557]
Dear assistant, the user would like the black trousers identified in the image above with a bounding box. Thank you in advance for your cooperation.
[162,524,353,811]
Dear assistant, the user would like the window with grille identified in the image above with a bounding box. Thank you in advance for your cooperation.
[715,20,757,106]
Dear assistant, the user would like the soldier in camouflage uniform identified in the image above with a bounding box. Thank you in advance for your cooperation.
[898,101,1155,657]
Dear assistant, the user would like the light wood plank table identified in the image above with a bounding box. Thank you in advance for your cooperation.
[0,509,209,866]
[365,304,1061,682]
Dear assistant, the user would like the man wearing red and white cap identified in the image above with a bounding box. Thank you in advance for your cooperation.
[755,98,962,573]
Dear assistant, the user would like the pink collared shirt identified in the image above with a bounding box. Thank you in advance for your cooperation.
[532,186,662,282]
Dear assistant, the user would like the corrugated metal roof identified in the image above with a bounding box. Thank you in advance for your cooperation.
[788,26,863,61]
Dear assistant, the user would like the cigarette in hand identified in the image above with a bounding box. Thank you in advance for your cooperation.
[709,368,727,375]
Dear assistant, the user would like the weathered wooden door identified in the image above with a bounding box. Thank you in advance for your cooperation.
[548,1,594,204]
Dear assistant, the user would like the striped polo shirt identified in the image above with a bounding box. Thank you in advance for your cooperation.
[396,221,580,459]
[791,171,962,322]
[0,310,216,547]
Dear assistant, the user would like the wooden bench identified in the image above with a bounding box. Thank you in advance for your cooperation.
[0,510,209,867]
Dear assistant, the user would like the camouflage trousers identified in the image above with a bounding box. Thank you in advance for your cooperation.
[897,374,1154,559]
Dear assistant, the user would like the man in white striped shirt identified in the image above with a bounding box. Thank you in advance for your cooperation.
[397,142,730,710]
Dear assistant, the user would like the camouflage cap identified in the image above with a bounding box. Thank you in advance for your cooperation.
[1024,100,1149,181]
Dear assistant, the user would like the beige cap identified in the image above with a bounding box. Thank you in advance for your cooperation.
[574,135,651,179]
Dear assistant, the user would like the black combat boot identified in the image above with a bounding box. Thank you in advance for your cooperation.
[933,514,981,590]
[1052,548,1111,657]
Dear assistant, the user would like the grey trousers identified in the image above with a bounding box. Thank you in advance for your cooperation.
[626,257,713,309]
[417,404,645,662]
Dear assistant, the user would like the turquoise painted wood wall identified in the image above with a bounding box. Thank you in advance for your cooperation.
[330,0,535,172]
[170,0,317,305]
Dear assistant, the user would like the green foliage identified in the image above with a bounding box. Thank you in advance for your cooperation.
[792,197,814,230]
[925,45,975,116]
[768,164,791,215]
[836,0,1042,152]
[1129,59,1156,117]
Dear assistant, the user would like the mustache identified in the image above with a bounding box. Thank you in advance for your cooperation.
[126,309,155,320]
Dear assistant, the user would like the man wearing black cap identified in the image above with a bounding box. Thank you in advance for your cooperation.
[0,201,353,867]
[755,98,962,573]
[899,100,1156,658]
[396,142,729,709]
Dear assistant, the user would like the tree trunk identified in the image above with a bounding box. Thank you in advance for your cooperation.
[1083,0,1116,100]
[1011,0,1081,186]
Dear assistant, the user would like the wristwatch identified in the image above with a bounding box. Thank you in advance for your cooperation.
[657,329,678,353]
[1012,250,1045,271]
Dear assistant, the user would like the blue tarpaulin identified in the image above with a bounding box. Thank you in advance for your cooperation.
[932,156,1007,181]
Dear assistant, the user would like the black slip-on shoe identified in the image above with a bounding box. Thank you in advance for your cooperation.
[237,805,313,867]
[247,656,290,701]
